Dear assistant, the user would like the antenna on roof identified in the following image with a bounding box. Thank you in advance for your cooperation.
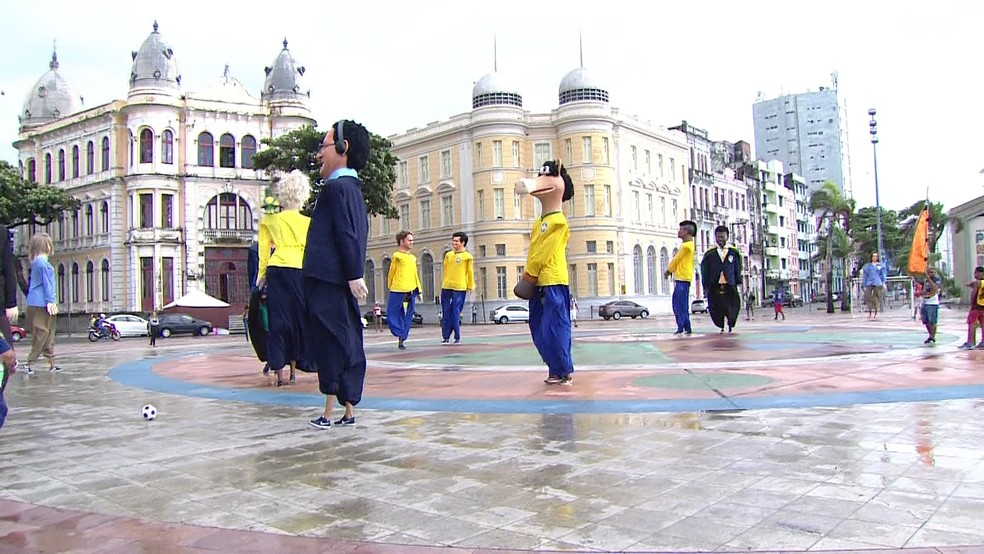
[579,29,584,67]
[493,33,497,72]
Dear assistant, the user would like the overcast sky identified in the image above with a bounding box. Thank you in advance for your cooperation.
[1,0,980,212]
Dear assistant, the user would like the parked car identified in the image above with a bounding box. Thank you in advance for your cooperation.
[599,300,650,320]
[690,299,708,314]
[490,305,530,324]
[106,314,149,337]
[783,295,804,308]
[158,313,213,338]
[10,324,26,342]
[361,309,423,326]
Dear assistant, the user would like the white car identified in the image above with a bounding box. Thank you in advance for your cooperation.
[106,314,149,337]
[490,304,530,324]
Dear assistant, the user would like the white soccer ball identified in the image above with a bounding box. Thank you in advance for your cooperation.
[142,404,157,421]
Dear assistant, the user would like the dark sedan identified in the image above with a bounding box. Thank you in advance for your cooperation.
[363,310,423,326]
[158,313,213,337]
[599,300,649,320]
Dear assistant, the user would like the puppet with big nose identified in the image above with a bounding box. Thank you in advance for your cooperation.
[514,160,576,385]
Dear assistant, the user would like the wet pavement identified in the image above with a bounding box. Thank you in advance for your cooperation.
[1,308,983,553]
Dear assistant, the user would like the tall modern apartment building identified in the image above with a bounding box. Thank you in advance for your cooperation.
[752,85,852,196]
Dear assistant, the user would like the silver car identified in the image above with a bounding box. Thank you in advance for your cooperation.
[490,305,530,324]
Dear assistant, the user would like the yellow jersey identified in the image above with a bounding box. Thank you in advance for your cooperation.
[667,239,694,282]
[526,211,570,286]
[388,251,423,293]
[442,250,474,291]
[258,210,311,278]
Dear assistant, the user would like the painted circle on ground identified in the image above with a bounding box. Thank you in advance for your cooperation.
[633,373,773,390]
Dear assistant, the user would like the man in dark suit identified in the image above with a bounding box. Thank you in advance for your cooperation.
[700,225,743,333]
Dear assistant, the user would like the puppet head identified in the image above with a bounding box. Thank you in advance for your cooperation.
[274,170,311,211]
[514,160,574,214]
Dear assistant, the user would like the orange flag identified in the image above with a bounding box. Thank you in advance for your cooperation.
[908,208,929,275]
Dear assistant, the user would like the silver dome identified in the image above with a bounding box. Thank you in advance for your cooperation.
[20,50,79,128]
[129,21,181,91]
[262,39,309,102]
[472,71,523,109]
[558,67,609,105]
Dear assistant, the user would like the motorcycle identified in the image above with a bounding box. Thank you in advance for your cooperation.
[88,322,122,342]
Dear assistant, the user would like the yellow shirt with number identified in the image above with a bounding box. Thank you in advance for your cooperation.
[667,239,695,283]
[526,211,570,286]
[442,250,475,291]
[258,210,310,279]
[387,251,422,293]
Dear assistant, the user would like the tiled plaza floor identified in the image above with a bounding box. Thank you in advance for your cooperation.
[1,307,983,553]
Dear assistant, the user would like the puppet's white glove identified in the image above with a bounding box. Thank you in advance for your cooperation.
[5,306,18,323]
[348,278,368,300]
[46,302,59,316]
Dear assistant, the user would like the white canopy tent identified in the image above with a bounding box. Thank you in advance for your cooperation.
[163,288,230,309]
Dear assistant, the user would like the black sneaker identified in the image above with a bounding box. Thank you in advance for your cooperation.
[335,415,356,426]
[558,376,573,386]
[544,376,561,385]
[50,366,62,372]
[23,365,34,374]
[309,416,332,429]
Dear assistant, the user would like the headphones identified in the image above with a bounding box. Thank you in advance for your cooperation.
[333,120,346,155]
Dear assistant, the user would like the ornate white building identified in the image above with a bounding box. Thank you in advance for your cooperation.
[12,23,314,315]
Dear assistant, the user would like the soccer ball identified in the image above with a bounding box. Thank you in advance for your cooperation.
[142,404,157,421]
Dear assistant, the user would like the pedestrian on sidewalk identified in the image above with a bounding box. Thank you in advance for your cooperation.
[24,233,60,373]
[958,265,984,350]
[773,288,785,321]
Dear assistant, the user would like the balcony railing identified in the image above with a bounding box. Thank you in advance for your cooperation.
[126,228,183,244]
[201,228,254,245]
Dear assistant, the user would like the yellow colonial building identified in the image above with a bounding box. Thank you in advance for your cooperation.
[364,66,692,315]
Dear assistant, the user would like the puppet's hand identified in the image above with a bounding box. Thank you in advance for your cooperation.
[348,278,368,300]
[255,277,265,290]
[46,303,58,316]
[5,306,17,323]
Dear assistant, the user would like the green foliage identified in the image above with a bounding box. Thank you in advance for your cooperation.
[809,181,855,313]
[850,206,905,266]
[252,125,399,219]
[0,160,81,228]
[898,200,952,268]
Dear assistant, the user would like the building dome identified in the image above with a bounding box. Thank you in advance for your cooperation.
[472,71,522,109]
[129,21,181,92]
[262,39,309,102]
[20,50,79,129]
[189,65,257,104]
[558,67,609,105]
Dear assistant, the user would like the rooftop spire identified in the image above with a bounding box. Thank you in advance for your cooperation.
[50,40,59,70]
[153,20,158,32]
[493,34,498,72]
[579,29,584,67]
[283,37,288,49]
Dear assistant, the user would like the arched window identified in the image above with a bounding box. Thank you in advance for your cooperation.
[139,128,154,163]
[219,133,236,168]
[101,201,109,233]
[204,193,253,230]
[382,258,391,294]
[197,132,214,166]
[421,253,434,302]
[57,264,65,303]
[162,130,173,164]
[44,153,52,183]
[86,261,94,302]
[85,205,94,236]
[71,145,79,178]
[58,149,65,181]
[101,136,110,171]
[364,260,376,303]
[27,158,36,183]
[660,247,671,294]
[72,210,79,237]
[646,246,657,295]
[633,245,644,294]
[86,141,94,174]
[241,135,256,169]
[57,215,65,240]
[101,259,110,301]
[71,263,80,303]
[128,131,134,167]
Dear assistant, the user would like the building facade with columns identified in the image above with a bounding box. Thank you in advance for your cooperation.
[364,67,691,315]
[11,24,314,317]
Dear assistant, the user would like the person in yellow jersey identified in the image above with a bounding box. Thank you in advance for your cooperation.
[256,170,311,386]
[440,232,475,344]
[387,230,422,350]
[514,160,575,385]
[665,220,697,335]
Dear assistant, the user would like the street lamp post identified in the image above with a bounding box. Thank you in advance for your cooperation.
[868,108,884,263]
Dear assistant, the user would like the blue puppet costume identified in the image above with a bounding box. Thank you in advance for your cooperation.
[514,160,575,385]
[304,120,371,429]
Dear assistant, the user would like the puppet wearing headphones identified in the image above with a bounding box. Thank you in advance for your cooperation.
[514,160,575,385]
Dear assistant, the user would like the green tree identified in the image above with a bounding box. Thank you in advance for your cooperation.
[0,160,81,228]
[252,125,399,219]
[850,206,905,271]
[809,180,855,313]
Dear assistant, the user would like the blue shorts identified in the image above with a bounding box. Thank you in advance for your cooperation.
[0,336,10,356]
[921,304,939,326]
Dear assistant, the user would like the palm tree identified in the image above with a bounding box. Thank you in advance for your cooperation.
[809,181,855,314]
